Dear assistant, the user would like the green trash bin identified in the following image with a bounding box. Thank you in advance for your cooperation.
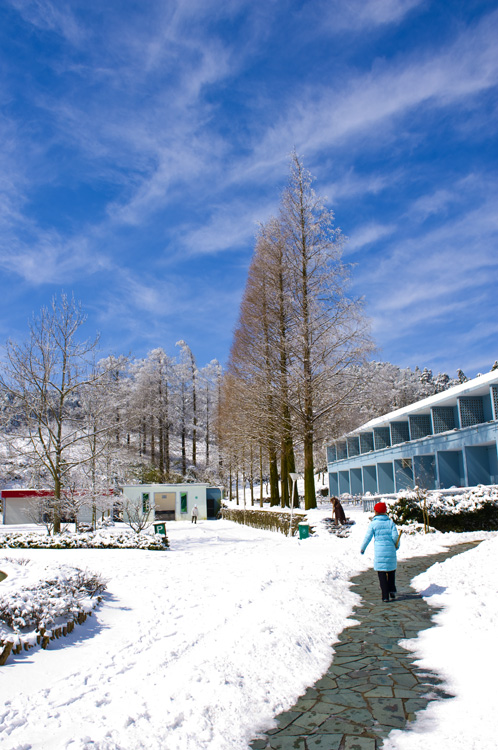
[298,522,310,540]
[153,522,167,536]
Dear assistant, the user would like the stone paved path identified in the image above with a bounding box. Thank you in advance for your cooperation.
[250,541,480,750]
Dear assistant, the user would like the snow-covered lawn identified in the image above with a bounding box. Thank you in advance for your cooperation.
[384,535,498,750]
[0,506,496,750]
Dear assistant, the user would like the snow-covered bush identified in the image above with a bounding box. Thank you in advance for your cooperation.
[221,508,307,536]
[389,489,425,526]
[0,571,105,631]
[96,516,115,528]
[0,529,169,550]
[0,558,107,664]
[425,485,498,516]
[390,486,498,532]
[398,522,437,535]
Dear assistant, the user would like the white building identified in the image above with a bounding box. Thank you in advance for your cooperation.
[327,370,498,495]
[121,483,221,522]
[1,489,112,525]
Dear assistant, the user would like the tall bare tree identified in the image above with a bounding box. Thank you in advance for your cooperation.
[281,152,373,507]
[224,153,373,510]
[225,239,282,505]
[0,294,114,532]
[176,341,198,469]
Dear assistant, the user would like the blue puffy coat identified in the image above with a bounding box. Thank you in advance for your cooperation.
[361,514,400,571]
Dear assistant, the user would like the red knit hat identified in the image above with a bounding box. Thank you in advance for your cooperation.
[374,501,387,514]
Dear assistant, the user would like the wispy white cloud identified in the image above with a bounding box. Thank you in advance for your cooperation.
[178,198,276,256]
[357,194,498,354]
[346,223,397,253]
[94,267,243,364]
[0,230,112,285]
[6,0,85,45]
[240,9,498,179]
[1,0,497,374]
[410,188,458,220]
[408,173,492,221]
[13,1,497,256]
[321,0,425,32]
[321,169,403,203]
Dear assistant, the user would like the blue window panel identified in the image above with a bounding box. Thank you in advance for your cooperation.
[391,421,410,445]
[458,397,484,428]
[491,387,498,421]
[329,472,339,496]
[409,414,432,440]
[394,458,414,491]
[347,436,360,457]
[350,468,363,495]
[327,444,337,463]
[413,455,436,490]
[374,427,391,450]
[362,465,378,494]
[432,407,456,433]
[377,463,395,493]
[360,432,374,454]
[465,445,496,486]
[337,441,348,460]
[338,471,350,495]
[437,451,464,489]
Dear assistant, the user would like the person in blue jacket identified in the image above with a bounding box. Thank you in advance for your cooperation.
[361,501,400,602]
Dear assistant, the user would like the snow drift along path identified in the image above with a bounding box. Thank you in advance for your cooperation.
[0,518,363,750]
[1,509,496,750]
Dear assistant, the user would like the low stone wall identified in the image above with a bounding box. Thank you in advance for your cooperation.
[0,609,98,665]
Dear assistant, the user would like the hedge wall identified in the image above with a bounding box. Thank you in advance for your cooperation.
[221,508,307,537]
[390,496,498,533]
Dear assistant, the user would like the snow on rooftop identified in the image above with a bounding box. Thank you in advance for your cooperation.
[344,370,498,436]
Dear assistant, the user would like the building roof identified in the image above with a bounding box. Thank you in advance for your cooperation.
[344,369,498,436]
[1,489,114,498]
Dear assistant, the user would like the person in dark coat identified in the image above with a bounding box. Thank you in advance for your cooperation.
[360,501,400,602]
[331,496,347,525]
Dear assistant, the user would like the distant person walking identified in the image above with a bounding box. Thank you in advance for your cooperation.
[191,505,199,524]
[360,501,400,602]
[331,496,347,525]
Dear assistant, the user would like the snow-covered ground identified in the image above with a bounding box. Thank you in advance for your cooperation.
[384,532,498,750]
[0,504,496,750]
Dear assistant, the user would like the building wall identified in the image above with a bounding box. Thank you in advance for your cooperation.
[4,498,34,524]
[121,483,208,521]
[2,492,96,525]
[327,374,498,495]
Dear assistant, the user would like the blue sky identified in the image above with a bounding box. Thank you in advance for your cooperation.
[0,0,497,376]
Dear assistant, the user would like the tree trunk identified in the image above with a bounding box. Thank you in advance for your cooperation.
[304,424,316,510]
[150,416,155,463]
[280,443,289,507]
[259,443,264,507]
[269,446,280,506]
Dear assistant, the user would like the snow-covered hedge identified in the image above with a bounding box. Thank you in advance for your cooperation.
[389,486,498,532]
[0,530,169,550]
[221,507,308,536]
[0,558,107,665]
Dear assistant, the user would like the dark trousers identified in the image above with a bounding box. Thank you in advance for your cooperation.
[377,570,396,600]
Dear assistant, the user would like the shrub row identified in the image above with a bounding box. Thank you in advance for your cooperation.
[0,531,169,550]
[0,563,107,665]
[221,508,307,536]
[389,493,498,532]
